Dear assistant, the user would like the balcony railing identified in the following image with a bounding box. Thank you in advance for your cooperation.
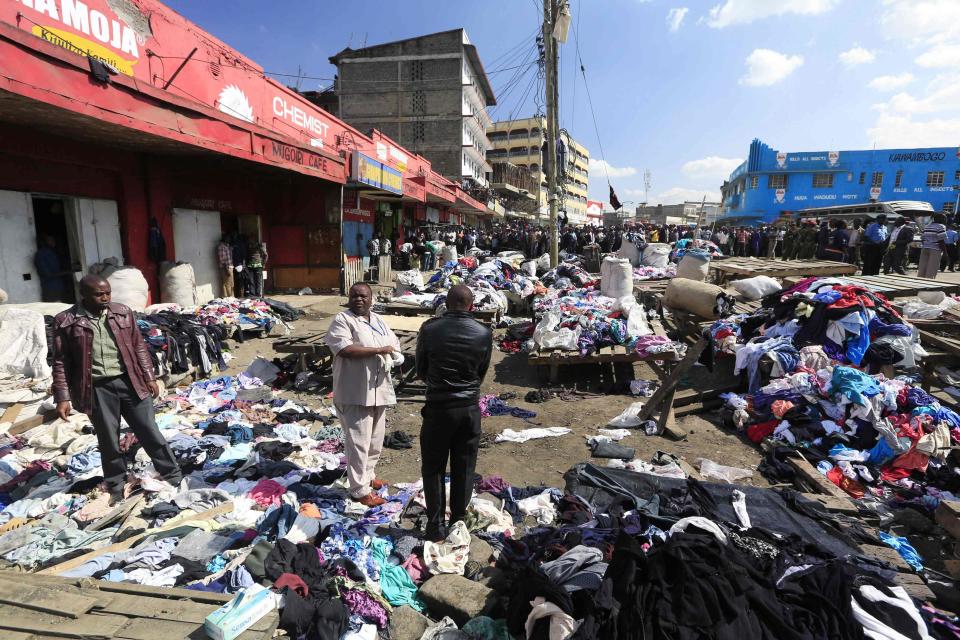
[490,162,538,198]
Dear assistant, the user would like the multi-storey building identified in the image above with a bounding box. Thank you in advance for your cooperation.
[721,138,960,223]
[329,29,496,189]
[486,116,590,224]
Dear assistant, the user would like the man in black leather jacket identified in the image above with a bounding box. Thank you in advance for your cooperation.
[416,284,492,540]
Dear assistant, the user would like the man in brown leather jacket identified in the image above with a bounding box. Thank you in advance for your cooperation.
[53,275,182,502]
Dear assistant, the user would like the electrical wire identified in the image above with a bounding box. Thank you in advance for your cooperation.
[571,6,610,187]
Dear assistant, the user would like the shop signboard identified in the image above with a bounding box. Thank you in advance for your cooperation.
[351,153,402,195]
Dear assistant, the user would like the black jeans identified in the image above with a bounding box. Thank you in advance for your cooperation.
[420,403,481,537]
[861,244,885,275]
[91,375,181,490]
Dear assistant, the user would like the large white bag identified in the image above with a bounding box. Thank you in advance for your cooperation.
[618,241,641,266]
[107,267,149,312]
[533,309,580,351]
[160,263,197,307]
[441,245,458,264]
[641,243,671,269]
[521,261,537,276]
[675,253,710,281]
[536,253,551,273]
[730,275,781,301]
[600,257,633,299]
[0,307,51,379]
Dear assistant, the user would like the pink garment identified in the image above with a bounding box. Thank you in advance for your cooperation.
[401,553,429,585]
[771,400,794,419]
[248,478,285,507]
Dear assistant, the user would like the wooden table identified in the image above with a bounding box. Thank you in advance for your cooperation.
[710,258,857,285]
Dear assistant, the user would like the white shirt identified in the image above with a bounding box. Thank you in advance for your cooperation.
[325,310,400,407]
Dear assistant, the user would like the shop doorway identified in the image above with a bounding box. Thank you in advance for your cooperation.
[172,208,222,304]
[31,196,77,303]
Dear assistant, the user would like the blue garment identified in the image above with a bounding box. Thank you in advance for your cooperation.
[868,317,912,337]
[864,222,888,244]
[913,404,960,430]
[879,531,923,571]
[947,229,958,245]
[255,503,297,539]
[226,424,253,444]
[813,290,842,304]
[829,366,881,406]
[66,451,101,476]
[868,438,896,465]
[845,310,871,366]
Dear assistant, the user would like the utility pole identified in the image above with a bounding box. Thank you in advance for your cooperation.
[544,0,560,266]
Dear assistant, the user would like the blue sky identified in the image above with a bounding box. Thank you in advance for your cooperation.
[165,0,960,207]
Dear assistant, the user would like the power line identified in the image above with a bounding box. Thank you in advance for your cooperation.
[571,6,610,186]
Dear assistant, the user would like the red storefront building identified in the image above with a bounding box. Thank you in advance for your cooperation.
[0,0,479,304]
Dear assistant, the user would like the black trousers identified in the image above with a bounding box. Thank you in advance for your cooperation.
[420,403,481,536]
[91,375,181,490]
[861,244,885,275]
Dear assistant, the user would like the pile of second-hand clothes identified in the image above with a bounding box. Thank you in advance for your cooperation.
[137,297,296,378]
[704,276,959,592]
[531,284,686,358]
[671,237,724,261]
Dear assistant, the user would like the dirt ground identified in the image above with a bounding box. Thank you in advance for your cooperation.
[213,290,769,490]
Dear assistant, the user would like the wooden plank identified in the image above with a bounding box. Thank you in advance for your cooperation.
[10,573,236,605]
[936,500,960,539]
[115,617,202,640]
[799,492,859,516]
[0,608,129,638]
[0,580,97,619]
[7,412,52,436]
[858,543,915,573]
[86,495,144,533]
[0,403,23,424]
[636,335,709,424]
[38,502,235,575]
[787,456,851,500]
[96,592,275,631]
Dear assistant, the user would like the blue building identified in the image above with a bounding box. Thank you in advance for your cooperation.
[720,139,960,223]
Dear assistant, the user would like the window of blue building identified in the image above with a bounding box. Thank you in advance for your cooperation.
[927,171,945,188]
[812,173,833,188]
[871,171,884,187]
[768,174,787,189]
[749,175,758,189]
[858,172,865,185]
[895,169,903,188]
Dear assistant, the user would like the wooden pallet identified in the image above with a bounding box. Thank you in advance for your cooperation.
[840,273,960,299]
[710,259,857,284]
[382,303,500,324]
[0,572,277,639]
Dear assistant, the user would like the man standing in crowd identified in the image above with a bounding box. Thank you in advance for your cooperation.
[416,284,491,541]
[325,283,400,508]
[943,223,959,272]
[883,217,912,276]
[231,233,248,298]
[765,225,780,259]
[846,219,863,267]
[735,227,748,256]
[918,213,948,279]
[246,237,267,297]
[53,276,182,504]
[216,235,234,298]
[781,223,798,260]
[861,214,888,276]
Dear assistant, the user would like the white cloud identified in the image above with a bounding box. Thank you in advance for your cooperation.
[838,46,875,66]
[707,0,839,28]
[868,71,960,147]
[879,0,960,45]
[650,187,722,205]
[867,112,960,148]
[666,7,689,32]
[739,49,804,86]
[681,156,743,180]
[867,72,915,91]
[915,43,960,68]
[589,158,637,178]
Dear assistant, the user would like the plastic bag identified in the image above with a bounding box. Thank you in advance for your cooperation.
[160,262,197,307]
[600,257,633,299]
[608,401,645,428]
[536,253,551,273]
[106,267,149,312]
[902,301,942,320]
[676,252,710,281]
[394,269,425,295]
[533,309,580,350]
[695,458,753,483]
[521,261,537,276]
[730,275,781,301]
[641,243,671,268]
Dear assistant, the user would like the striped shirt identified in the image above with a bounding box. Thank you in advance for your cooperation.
[922,223,947,250]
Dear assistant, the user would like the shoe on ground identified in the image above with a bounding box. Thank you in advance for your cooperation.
[356,493,386,508]
[108,487,126,506]
[370,478,386,490]
[424,526,446,543]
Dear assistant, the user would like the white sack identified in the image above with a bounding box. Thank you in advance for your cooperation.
[160,263,197,307]
[641,243,671,269]
[0,307,52,379]
[107,267,149,312]
[600,257,632,299]
[675,253,710,281]
[730,275,781,301]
